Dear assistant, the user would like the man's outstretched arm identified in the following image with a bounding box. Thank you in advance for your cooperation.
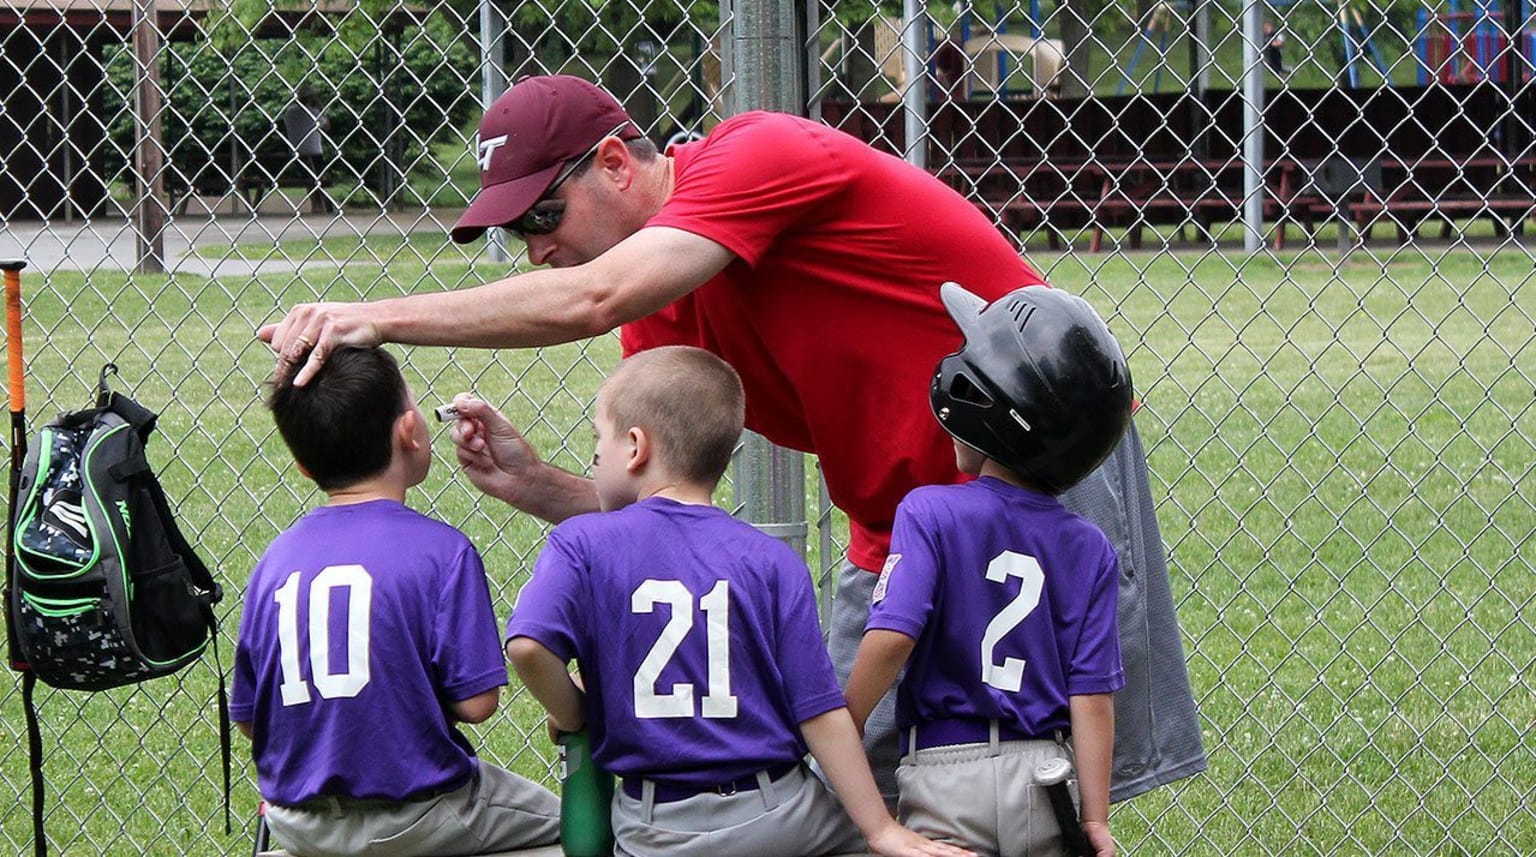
[258,226,732,386]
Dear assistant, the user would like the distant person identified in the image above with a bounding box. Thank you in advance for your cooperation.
[232,346,559,857]
[1264,22,1290,75]
[283,86,336,214]
[845,284,1130,856]
[505,346,972,857]
[933,36,966,99]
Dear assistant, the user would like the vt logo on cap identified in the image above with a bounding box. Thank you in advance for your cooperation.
[475,134,509,173]
[451,75,642,244]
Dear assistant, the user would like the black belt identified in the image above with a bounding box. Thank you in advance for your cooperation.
[281,781,462,813]
[901,718,1053,754]
[621,761,800,804]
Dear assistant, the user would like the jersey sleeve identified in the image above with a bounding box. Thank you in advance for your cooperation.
[770,544,848,723]
[864,496,942,641]
[1066,541,1126,696]
[429,543,508,702]
[228,573,262,722]
[647,114,854,267]
[505,528,586,664]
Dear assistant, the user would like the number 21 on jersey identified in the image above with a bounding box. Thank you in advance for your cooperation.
[631,579,738,719]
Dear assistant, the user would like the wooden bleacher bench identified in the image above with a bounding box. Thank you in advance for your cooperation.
[1341,153,1536,243]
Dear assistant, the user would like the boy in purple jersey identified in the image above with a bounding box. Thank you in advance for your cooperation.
[845,284,1134,857]
[232,347,559,857]
[505,346,973,857]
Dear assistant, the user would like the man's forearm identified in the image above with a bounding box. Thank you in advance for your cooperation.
[371,267,616,350]
[370,228,732,351]
[501,460,602,524]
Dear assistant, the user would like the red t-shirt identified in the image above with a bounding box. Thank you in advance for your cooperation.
[623,112,1044,571]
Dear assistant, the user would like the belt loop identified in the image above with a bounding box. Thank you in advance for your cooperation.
[755,769,777,812]
[988,720,1001,757]
[905,726,919,764]
[325,795,344,819]
[641,780,656,824]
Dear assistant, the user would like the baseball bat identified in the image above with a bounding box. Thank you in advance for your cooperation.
[3,258,26,672]
[1034,756,1089,857]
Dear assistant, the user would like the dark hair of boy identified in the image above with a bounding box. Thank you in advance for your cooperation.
[601,346,745,487]
[267,346,409,491]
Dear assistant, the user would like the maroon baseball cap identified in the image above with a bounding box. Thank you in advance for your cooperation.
[451,75,641,244]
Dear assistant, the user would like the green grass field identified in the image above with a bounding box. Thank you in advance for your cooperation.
[1,240,1532,854]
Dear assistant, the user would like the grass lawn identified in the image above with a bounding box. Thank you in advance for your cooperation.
[1,241,1532,854]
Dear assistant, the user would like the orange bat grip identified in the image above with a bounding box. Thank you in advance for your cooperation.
[6,268,22,414]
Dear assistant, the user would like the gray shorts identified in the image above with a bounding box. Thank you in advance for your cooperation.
[829,564,901,805]
[897,730,1076,857]
[264,762,559,857]
[611,763,865,857]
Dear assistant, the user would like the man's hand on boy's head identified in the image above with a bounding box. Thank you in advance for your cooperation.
[257,301,383,388]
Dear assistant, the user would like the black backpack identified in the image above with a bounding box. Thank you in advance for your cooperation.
[5,365,230,856]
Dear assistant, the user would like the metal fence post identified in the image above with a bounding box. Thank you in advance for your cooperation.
[729,0,807,558]
[479,0,509,263]
[1242,0,1265,252]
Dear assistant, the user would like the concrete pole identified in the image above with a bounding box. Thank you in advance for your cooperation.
[729,0,806,557]
[479,0,509,263]
[131,0,166,273]
[901,0,928,169]
[1241,0,1265,252]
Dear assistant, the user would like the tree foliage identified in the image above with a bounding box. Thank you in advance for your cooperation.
[106,4,478,199]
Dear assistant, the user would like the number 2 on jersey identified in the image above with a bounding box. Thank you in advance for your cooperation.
[631,579,738,719]
[980,551,1044,693]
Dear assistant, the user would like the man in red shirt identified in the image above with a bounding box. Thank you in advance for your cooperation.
[260,75,1205,805]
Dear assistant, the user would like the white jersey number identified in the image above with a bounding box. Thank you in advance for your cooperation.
[631,579,738,719]
[272,564,374,707]
[979,551,1045,693]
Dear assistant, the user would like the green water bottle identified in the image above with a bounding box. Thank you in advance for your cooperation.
[558,729,615,857]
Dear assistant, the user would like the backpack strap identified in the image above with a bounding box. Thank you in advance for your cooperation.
[137,466,230,830]
[23,669,47,857]
[214,633,232,835]
[103,390,157,441]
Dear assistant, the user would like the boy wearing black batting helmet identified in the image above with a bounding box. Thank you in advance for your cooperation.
[845,282,1132,857]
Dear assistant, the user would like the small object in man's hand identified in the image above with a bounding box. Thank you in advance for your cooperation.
[435,404,462,422]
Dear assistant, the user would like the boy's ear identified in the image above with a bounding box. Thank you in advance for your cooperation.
[397,408,424,451]
[627,426,650,474]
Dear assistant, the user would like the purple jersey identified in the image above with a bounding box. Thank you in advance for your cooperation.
[231,500,507,805]
[867,477,1124,736]
[508,497,845,785]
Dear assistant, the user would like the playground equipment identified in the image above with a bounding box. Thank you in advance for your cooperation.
[1415,0,1536,84]
[1336,2,1392,86]
[956,1,1064,97]
[1118,1,1182,94]
[963,31,1067,97]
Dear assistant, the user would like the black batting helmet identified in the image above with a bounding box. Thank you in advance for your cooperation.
[930,282,1133,494]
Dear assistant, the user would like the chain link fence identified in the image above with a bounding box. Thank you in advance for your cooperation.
[1,0,1533,853]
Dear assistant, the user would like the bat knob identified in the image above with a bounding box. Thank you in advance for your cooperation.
[1033,756,1073,787]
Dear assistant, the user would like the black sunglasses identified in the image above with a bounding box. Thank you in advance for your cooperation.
[508,123,627,238]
